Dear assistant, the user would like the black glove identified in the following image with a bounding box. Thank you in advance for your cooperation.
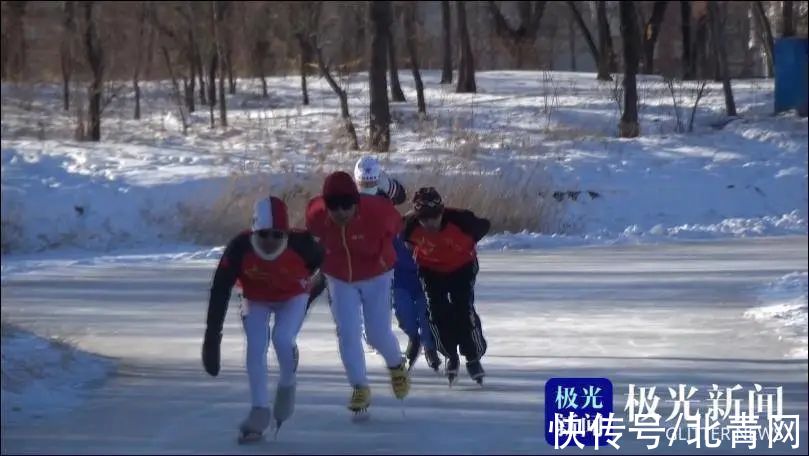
[202,330,222,377]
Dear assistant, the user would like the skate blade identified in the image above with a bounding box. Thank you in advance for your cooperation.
[237,431,264,444]
[448,374,458,387]
[350,408,370,422]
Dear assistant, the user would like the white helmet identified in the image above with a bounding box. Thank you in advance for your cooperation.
[354,156,382,194]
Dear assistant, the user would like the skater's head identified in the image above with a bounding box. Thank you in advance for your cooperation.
[413,187,444,231]
[354,156,382,195]
[323,171,359,225]
[250,196,289,260]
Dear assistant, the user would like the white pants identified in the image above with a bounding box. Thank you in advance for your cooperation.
[241,294,307,407]
[326,270,402,387]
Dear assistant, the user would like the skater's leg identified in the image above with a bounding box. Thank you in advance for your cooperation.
[358,270,402,368]
[242,301,272,407]
[326,274,367,386]
[412,286,435,351]
[448,261,487,362]
[392,286,419,340]
[271,293,308,387]
[421,271,457,359]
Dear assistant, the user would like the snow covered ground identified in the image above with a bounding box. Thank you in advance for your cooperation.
[1,324,113,427]
[1,70,807,453]
[1,236,806,454]
[2,71,807,253]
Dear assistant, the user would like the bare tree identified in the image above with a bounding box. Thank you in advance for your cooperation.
[619,1,641,138]
[160,46,189,134]
[707,0,736,116]
[402,2,426,115]
[305,30,360,150]
[1,1,28,81]
[224,2,235,95]
[133,2,149,120]
[246,4,272,98]
[440,0,453,84]
[640,1,669,75]
[80,1,104,141]
[782,0,795,37]
[680,1,693,79]
[456,1,476,93]
[487,1,546,68]
[597,1,616,80]
[566,2,601,77]
[61,1,77,110]
[369,0,392,151]
[214,1,228,127]
[753,1,774,75]
[388,6,406,102]
[290,3,321,106]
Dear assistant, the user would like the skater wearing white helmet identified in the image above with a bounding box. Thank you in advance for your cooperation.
[203,196,323,442]
[353,155,406,204]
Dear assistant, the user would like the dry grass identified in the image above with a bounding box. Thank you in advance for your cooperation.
[175,161,563,246]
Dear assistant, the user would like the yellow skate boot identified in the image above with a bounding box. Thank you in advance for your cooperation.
[389,361,410,400]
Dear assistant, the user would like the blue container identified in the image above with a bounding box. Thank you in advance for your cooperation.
[774,38,809,116]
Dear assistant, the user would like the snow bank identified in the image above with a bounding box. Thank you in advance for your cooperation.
[1,324,113,425]
[2,71,807,254]
[744,272,809,359]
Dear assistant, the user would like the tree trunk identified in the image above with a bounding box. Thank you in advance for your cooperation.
[619,1,641,138]
[133,2,147,120]
[161,45,189,135]
[82,1,103,141]
[214,1,227,127]
[567,1,599,76]
[569,15,576,70]
[309,37,359,150]
[194,43,206,105]
[388,14,406,102]
[61,1,76,111]
[456,1,476,93]
[440,0,453,84]
[782,0,794,37]
[680,1,693,79]
[596,1,614,81]
[753,1,774,77]
[299,38,309,105]
[2,1,28,81]
[185,63,195,113]
[488,1,546,70]
[369,1,392,151]
[403,2,426,115]
[693,13,710,79]
[707,1,736,116]
[226,43,235,94]
[641,1,669,75]
[208,52,217,107]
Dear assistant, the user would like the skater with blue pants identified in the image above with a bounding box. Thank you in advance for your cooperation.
[393,234,441,371]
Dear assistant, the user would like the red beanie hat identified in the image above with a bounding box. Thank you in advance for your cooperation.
[323,171,360,200]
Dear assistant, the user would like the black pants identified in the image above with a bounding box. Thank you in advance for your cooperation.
[420,260,487,362]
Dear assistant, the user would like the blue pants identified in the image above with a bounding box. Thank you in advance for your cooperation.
[392,286,435,350]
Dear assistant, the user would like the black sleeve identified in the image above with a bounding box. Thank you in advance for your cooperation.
[206,234,249,335]
[401,212,419,242]
[446,209,490,242]
[306,270,327,311]
[288,231,324,274]
[387,178,407,206]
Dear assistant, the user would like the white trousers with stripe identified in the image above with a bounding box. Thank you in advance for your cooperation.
[326,270,403,387]
[241,294,307,407]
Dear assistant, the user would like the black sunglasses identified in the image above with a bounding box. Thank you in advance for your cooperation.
[325,195,358,211]
[256,229,284,239]
[417,208,443,221]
